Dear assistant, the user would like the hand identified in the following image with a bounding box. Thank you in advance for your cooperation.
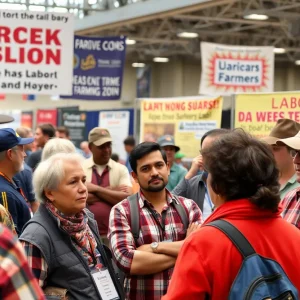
[86,193,99,205]
[86,182,99,193]
[185,155,204,179]
[137,244,153,253]
[111,185,133,194]
[186,222,201,238]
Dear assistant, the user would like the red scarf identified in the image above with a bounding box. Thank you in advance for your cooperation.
[45,201,98,266]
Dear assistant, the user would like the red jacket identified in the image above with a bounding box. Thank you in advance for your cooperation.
[163,199,300,300]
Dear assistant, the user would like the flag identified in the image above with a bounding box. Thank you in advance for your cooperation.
[0,94,5,100]
[22,94,36,101]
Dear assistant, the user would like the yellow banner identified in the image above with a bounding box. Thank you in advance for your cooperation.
[140,96,223,159]
[235,93,300,138]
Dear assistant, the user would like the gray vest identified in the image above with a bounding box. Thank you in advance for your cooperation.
[20,204,124,300]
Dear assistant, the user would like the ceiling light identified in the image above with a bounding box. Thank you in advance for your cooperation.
[177,32,199,38]
[132,63,145,68]
[126,39,136,45]
[295,60,300,65]
[244,14,269,21]
[153,57,169,63]
[88,0,97,4]
[273,48,286,54]
[114,1,120,8]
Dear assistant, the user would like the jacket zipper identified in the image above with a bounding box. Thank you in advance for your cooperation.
[244,274,282,300]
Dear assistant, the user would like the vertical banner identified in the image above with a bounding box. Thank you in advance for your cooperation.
[140,96,223,159]
[0,10,74,95]
[60,110,87,147]
[235,93,300,138]
[21,111,33,128]
[62,36,126,100]
[137,65,151,98]
[200,42,274,95]
[99,110,130,161]
[0,110,21,129]
[36,109,57,126]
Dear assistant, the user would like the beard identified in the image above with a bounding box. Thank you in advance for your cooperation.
[141,176,167,192]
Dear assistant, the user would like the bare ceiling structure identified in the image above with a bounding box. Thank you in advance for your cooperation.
[75,0,300,63]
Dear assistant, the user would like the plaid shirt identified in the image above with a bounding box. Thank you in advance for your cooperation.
[0,224,45,300]
[108,190,203,300]
[281,187,300,228]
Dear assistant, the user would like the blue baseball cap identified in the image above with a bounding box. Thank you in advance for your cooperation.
[0,128,34,152]
[157,135,180,152]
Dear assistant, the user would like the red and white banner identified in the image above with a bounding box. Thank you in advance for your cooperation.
[0,10,74,95]
[199,42,274,95]
[37,109,57,126]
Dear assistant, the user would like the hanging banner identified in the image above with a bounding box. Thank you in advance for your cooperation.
[200,42,274,95]
[0,110,21,129]
[0,10,74,95]
[99,110,130,161]
[140,96,223,159]
[21,111,33,128]
[61,35,126,100]
[36,109,57,126]
[137,65,151,98]
[235,93,300,138]
[60,110,87,148]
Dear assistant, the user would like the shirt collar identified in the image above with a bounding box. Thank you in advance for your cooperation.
[86,156,114,170]
[280,173,298,191]
[138,189,178,208]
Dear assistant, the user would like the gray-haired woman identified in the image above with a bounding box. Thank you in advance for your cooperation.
[20,153,124,300]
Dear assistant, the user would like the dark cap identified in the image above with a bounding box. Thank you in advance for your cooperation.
[0,128,34,152]
[0,114,14,124]
[261,119,300,145]
[157,135,180,152]
[88,127,112,146]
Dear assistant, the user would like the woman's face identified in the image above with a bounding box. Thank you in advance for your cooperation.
[46,160,87,215]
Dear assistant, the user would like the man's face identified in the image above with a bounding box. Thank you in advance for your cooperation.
[35,128,47,148]
[11,145,25,173]
[293,151,300,183]
[24,131,33,152]
[270,145,293,172]
[162,146,176,164]
[90,142,112,165]
[132,150,170,192]
[56,131,68,139]
[124,144,134,154]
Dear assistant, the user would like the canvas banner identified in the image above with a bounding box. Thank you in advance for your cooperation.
[0,10,74,95]
[235,93,300,137]
[200,42,274,95]
[140,96,223,159]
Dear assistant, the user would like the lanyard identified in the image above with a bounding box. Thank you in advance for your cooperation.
[92,166,108,186]
[146,204,167,240]
[0,171,28,202]
[81,234,100,268]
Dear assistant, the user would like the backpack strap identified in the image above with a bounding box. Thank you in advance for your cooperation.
[172,195,189,231]
[128,193,140,243]
[207,220,256,259]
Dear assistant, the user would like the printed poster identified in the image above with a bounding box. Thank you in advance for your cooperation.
[62,36,126,100]
[0,10,74,95]
[60,110,87,148]
[21,111,33,128]
[235,93,300,137]
[36,109,57,126]
[140,96,223,159]
[200,42,274,95]
[99,110,130,161]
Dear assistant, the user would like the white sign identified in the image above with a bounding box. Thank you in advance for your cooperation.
[0,10,74,95]
[200,42,274,95]
[99,111,130,161]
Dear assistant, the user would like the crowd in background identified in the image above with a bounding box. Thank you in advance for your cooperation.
[0,117,300,299]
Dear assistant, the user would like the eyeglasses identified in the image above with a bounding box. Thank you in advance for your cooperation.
[289,149,300,158]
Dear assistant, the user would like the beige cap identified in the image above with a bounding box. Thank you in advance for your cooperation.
[277,130,300,150]
[261,119,300,145]
[88,127,112,146]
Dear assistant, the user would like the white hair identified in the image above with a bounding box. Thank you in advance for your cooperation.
[33,152,84,203]
[41,138,76,161]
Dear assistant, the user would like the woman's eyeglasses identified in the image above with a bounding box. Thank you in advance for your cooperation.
[289,149,300,158]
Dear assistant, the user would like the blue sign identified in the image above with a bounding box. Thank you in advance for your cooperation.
[62,35,126,100]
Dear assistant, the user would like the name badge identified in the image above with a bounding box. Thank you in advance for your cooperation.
[92,268,119,300]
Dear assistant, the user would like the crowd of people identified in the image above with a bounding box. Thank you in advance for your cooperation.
[0,116,300,300]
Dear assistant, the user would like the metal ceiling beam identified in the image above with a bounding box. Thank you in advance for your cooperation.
[173,14,283,27]
[75,0,235,34]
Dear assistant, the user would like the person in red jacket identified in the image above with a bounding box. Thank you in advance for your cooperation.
[163,129,300,300]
